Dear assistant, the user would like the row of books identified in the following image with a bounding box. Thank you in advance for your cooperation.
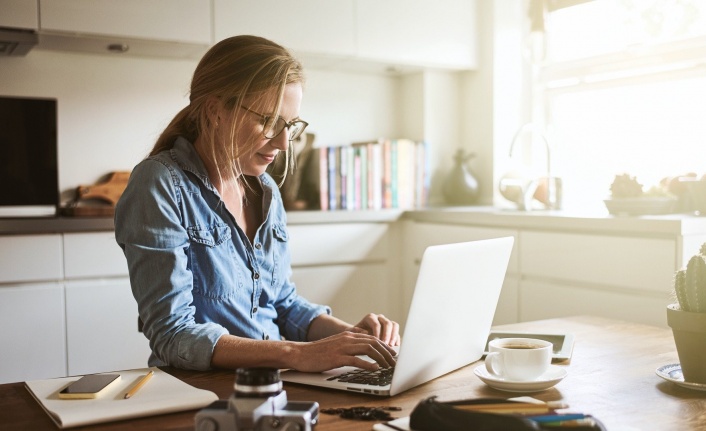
[318,138,430,211]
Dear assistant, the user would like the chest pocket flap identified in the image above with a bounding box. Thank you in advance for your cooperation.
[187,223,231,247]
[273,223,289,242]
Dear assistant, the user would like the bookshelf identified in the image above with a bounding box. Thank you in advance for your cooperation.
[318,139,430,211]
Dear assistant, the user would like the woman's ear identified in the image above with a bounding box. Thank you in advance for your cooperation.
[204,97,223,128]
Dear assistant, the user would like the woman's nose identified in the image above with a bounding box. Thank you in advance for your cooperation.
[270,128,290,151]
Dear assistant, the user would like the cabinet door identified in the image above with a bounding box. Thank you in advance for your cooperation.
[65,278,151,375]
[288,223,389,266]
[39,0,211,44]
[0,0,39,29]
[520,279,669,328]
[213,0,356,58]
[356,0,477,69]
[520,231,676,292]
[0,234,63,284]
[404,222,519,274]
[291,263,391,325]
[0,283,66,384]
[495,275,519,325]
[63,232,128,279]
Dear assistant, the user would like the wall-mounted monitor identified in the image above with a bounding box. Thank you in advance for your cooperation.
[0,96,58,217]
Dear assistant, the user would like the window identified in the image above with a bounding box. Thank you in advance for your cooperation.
[533,0,706,211]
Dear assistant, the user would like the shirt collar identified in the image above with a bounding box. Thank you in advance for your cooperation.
[169,136,276,194]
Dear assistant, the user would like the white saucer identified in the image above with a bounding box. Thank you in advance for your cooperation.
[656,364,706,392]
[474,365,567,393]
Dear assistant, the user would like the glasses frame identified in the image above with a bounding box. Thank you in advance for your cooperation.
[240,105,308,141]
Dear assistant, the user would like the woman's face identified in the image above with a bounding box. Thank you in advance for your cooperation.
[234,82,303,177]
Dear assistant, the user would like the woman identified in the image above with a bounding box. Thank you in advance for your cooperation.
[115,35,399,373]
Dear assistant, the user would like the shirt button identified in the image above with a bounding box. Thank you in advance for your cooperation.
[252,307,258,314]
[253,272,260,280]
[264,334,270,340]
[255,243,262,250]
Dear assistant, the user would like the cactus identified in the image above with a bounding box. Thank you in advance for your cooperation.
[674,243,706,313]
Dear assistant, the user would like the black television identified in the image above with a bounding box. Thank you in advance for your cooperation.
[0,96,58,217]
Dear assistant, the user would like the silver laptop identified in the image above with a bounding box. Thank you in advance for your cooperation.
[281,236,514,396]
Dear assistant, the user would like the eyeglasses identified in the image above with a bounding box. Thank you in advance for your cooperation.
[240,105,309,141]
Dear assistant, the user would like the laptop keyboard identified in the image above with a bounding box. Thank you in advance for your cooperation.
[327,367,395,386]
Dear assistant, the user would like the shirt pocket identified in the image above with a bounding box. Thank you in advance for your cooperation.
[187,223,230,247]
[270,222,289,287]
[272,223,289,242]
[187,223,241,300]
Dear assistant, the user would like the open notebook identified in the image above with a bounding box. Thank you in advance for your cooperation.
[281,236,514,396]
[25,368,217,429]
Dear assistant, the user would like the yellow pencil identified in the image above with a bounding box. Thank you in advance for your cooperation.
[124,370,154,399]
[454,401,568,415]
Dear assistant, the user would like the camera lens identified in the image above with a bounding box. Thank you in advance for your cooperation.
[234,368,282,397]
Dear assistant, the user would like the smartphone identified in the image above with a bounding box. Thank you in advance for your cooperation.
[58,374,121,399]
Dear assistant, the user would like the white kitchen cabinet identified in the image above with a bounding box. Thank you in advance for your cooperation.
[0,0,39,29]
[520,279,669,327]
[0,234,63,284]
[288,223,389,266]
[356,0,477,69]
[65,278,150,376]
[63,232,148,375]
[287,222,402,324]
[213,0,477,71]
[291,264,389,325]
[37,0,211,58]
[0,231,146,382]
[39,0,210,44]
[63,232,127,279]
[213,0,357,59]
[403,222,519,273]
[520,231,676,293]
[0,283,66,384]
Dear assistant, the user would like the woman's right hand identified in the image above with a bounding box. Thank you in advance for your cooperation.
[289,331,397,373]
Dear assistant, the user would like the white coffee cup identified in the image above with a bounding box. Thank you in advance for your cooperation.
[485,337,553,381]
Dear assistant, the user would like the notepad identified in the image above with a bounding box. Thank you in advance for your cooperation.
[25,368,218,429]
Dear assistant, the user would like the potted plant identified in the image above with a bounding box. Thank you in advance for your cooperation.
[667,242,706,384]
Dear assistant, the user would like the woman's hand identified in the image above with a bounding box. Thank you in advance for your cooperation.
[290,331,397,372]
[351,313,401,347]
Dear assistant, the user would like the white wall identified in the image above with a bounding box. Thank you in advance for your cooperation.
[0,50,194,201]
[460,0,528,207]
[302,69,401,147]
[0,49,404,203]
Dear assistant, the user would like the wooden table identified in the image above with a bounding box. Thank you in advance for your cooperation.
[2,316,705,431]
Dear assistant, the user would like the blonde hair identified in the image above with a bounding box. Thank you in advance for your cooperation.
[151,35,304,187]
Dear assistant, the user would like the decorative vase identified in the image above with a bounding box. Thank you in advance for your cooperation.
[666,303,706,384]
[442,149,479,205]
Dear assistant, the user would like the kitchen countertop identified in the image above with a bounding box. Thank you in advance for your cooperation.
[1,206,705,236]
[404,206,706,236]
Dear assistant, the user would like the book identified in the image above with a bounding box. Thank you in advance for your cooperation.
[25,368,218,429]
[327,146,337,210]
[316,138,429,211]
[318,147,329,210]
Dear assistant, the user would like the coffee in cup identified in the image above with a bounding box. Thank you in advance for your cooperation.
[485,337,552,381]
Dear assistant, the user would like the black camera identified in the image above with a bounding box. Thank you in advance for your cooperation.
[195,368,319,431]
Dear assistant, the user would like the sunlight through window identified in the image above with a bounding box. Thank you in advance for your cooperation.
[537,0,706,211]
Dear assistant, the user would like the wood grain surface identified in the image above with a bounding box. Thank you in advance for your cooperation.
[2,316,703,431]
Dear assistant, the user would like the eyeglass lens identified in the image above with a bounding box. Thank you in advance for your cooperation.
[263,116,306,140]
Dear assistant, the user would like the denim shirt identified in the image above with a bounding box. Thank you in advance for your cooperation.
[114,137,330,370]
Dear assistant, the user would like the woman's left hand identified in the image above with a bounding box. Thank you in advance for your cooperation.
[351,313,401,347]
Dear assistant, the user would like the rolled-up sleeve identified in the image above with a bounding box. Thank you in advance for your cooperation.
[115,160,227,370]
[275,276,331,341]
